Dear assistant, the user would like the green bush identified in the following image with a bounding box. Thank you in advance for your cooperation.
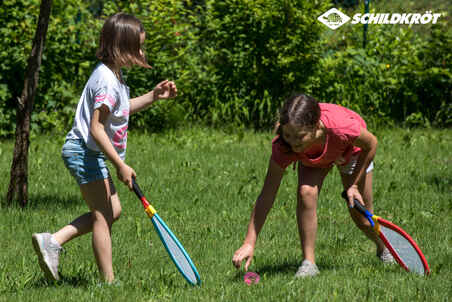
[183,0,329,128]
[1,0,330,136]
[416,24,452,127]
[0,0,100,137]
[0,0,450,139]
[122,0,329,129]
[0,0,41,137]
[305,19,452,128]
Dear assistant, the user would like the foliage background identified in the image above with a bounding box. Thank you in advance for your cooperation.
[0,0,451,139]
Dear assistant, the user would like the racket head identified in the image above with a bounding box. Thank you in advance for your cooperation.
[376,217,430,275]
[151,214,201,285]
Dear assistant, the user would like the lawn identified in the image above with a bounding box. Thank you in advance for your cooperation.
[0,126,451,301]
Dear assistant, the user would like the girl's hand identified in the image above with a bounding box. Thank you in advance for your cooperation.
[153,80,177,101]
[232,243,255,271]
[345,185,364,208]
[117,163,136,190]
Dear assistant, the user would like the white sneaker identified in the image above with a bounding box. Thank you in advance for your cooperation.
[32,233,62,280]
[378,248,396,264]
[295,260,319,278]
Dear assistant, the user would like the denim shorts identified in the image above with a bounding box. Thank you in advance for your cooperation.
[61,139,110,185]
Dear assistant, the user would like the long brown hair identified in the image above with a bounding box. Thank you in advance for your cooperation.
[96,13,151,70]
[274,93,321,151]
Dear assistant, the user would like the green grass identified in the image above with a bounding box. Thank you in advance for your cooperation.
[0,127,451,301]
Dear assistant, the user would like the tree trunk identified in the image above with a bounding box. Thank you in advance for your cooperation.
[6,0,52,207]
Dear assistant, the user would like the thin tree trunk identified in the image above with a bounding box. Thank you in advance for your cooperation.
[6,0,52,207]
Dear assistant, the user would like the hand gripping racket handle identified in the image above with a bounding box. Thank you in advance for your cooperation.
[132,177,144,199]
[341,191,375,228]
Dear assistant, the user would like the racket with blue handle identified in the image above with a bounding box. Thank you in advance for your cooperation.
[132,178,201,285]
[342,191,430,275]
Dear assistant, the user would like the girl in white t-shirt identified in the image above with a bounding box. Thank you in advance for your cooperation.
[32,13,177,283]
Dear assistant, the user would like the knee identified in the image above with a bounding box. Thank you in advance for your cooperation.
[298,186,318,210]
[91,205,120,227]
[92,210,113,228]
[112,204,122,223]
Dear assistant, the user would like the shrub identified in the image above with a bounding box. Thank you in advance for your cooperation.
[0,0,100,137]
[1,0,450,139]
[0,0,329,136]
[305,19,452,128]
[184,0,330,128]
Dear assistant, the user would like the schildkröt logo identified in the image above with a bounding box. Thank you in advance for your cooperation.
[317,8,351,30]
[318,9,442,30]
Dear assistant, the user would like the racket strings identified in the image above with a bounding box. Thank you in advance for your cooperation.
[380,225,426,275]
[153,218,199,284]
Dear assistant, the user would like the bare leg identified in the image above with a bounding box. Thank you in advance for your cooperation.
[341,171,385,254]
[296,165,330,264]
[52,177,122,246]
[53,177,121,282]
[52,213,93,245]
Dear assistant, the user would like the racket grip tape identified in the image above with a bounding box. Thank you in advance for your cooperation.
[341,191,375,227]
[132,177,144,199]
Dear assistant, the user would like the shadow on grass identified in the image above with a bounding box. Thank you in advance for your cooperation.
[231,258,340,282]
[26,193,83,210]
[31,274,91,288]
[425,174,451,194]
[1,274,92,293]
[256,260,299,276]
[231,259,299,282]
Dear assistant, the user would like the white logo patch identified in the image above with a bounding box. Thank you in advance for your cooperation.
[317,8,351,30]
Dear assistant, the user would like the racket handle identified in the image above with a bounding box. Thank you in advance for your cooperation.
[341,191,375,228]
[132,177,144,199]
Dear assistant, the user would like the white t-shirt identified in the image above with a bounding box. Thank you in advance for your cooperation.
[66,63,130,160]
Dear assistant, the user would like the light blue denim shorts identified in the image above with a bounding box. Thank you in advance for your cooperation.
[61,139,110,185]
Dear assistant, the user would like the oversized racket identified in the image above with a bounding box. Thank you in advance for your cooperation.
[342,191,430,275]
[132,178,201,285]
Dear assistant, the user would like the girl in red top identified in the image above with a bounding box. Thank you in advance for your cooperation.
[232,93,394,277]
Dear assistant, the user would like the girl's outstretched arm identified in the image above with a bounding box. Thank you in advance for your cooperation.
[232,159,285,271]
[129,80,177,114]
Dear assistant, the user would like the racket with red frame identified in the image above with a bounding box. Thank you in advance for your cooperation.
[342,191,430,275]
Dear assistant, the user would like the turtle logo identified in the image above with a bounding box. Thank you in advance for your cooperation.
[318,8,351,30]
